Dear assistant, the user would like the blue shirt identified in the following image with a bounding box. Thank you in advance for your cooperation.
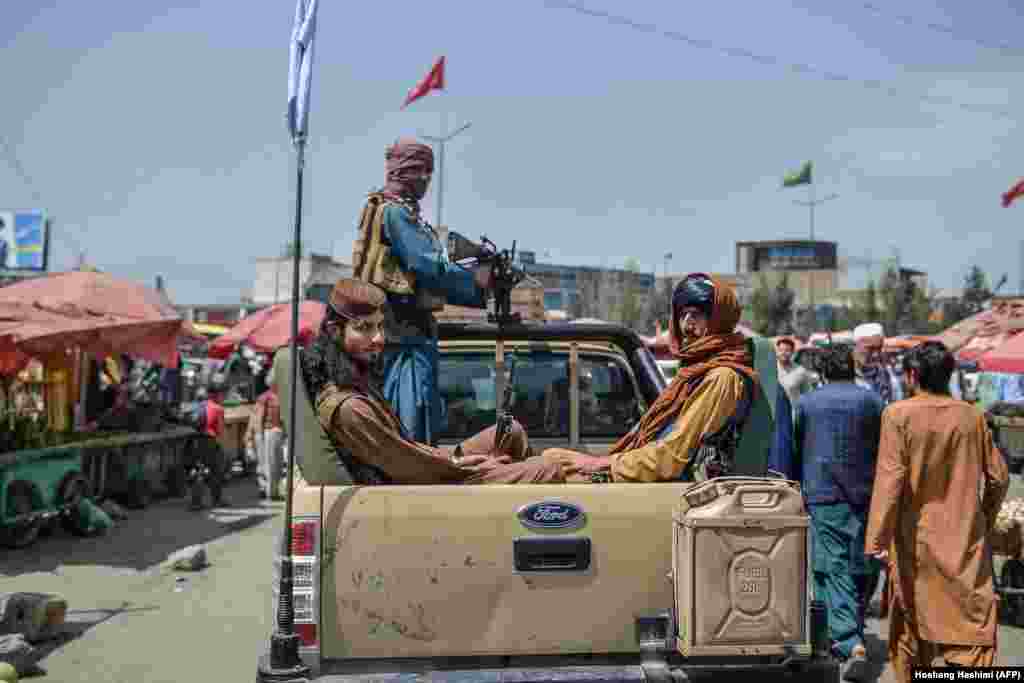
[383,204,485,311]
[783,382,885,507]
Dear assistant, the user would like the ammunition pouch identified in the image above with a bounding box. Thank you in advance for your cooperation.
[352,195,417,297]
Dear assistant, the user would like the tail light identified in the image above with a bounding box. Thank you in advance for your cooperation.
[295,623,318,647]
[275,516,320,653]
[291,520,317,556]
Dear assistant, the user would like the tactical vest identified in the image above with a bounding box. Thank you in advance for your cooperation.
[313,383,394,485]
[351,193,445,311]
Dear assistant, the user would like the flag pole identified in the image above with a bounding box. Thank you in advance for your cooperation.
[260,0,315,679]
[258,134,312,683]
[791,164,838,335]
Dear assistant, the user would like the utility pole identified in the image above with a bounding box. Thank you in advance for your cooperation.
[421,120,472,231]
[793,188,838,332]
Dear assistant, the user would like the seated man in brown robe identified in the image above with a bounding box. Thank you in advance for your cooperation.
[300,277,566,485]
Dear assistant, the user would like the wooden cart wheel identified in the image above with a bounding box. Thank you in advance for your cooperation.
[57,472,95,537]
[0,480,41,549]
[125,477,152,510]
[164,464,188,498]
[1001,559,1024,627]
[57,472,89,509]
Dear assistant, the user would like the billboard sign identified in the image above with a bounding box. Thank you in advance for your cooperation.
[0,209,49,271]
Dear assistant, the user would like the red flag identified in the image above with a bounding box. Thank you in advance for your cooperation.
[402,56,445,109]
[1002,178,1024,208]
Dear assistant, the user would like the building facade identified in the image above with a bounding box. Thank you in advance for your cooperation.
[735,240,840,307]
[248,253,353,306]
[516,250,656,324]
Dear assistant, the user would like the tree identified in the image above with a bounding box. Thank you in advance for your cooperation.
[772,272,796,336]
[961,265,992,318]
[858,280,882,326]
[748,273,773,335]
[876,264,934,335]
[748,272,795,336]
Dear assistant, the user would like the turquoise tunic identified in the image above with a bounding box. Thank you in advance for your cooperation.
[378,202,486,444]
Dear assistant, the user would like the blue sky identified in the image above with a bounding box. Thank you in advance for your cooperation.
[2,0,1022,304]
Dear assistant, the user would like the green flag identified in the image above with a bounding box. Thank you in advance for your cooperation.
[783,161,812,188]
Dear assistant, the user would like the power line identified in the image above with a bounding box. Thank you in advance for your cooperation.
[0,133,84,258]
[542,1,1016,121]
[860,2,1023,57]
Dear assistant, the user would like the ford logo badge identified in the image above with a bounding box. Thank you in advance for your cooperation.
[517,501,586,531]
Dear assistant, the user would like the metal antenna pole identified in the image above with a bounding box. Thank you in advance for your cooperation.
[259,135,311,682]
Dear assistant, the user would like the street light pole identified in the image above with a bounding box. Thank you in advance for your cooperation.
[793,190,838,332]
[421,120,472,230]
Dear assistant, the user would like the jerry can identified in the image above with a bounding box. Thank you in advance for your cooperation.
[673,476,810,658]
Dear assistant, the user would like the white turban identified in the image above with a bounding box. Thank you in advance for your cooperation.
[853,322,885,340]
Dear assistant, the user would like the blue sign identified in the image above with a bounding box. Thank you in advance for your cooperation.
[517,501,586,531]
[0,210,48,271]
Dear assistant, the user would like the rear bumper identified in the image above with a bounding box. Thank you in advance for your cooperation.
[293,657,839,682]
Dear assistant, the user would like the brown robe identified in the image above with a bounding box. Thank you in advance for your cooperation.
[316,384,565,485]
[865,393,1010,646]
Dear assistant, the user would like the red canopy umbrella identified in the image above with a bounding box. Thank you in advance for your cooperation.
[207,301,326,360]
[0,271,184,375]
[978,332,1024,374]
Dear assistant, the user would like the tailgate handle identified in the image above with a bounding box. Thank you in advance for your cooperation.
[514,537,591,572]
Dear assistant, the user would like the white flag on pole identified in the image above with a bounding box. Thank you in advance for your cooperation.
[287,0,319,142]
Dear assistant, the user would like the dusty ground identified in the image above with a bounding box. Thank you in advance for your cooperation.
[1,474,1021,682]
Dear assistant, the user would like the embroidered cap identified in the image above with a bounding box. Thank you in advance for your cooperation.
[328,278,387,320]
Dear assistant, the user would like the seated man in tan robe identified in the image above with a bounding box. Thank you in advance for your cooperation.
[865,341,1009,681]
[300,277,565,485]
[545,273,759,482]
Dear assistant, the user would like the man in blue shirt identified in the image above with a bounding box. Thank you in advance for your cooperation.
[351,138,493,444]
[778,344,884,682]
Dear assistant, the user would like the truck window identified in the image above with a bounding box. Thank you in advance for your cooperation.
[577,356,641,438]
[438,350,643,443]
[438,351,570,440]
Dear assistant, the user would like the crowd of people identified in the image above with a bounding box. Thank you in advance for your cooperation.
[771,325,1010,682]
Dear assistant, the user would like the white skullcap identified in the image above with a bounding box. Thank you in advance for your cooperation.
[853,322,885,340]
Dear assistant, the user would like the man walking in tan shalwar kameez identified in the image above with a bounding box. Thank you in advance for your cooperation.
[865,341,1009,681]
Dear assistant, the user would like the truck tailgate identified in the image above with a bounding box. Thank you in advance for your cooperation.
[319,483,690,660]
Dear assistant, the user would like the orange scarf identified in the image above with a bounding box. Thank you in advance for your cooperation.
[611,274,757,454]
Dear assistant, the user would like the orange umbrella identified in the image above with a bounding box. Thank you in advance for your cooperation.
[207,301,326,360]
[0,271,184,375]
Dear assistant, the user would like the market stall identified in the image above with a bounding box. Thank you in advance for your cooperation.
[0,272,205,547]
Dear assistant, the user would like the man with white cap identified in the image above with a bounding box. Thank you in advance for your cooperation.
[853,322,895,404]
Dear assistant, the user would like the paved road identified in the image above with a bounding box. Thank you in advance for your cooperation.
[1,474,1022,682]
[0,477,280,683]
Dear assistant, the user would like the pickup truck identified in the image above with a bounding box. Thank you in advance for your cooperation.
[260,321,837,682]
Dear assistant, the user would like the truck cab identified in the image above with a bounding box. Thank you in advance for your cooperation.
[260,321,836,682]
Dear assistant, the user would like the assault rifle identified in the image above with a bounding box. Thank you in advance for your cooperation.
[494,353,517,451]
[447,231,526,449]
[447,232,526,326]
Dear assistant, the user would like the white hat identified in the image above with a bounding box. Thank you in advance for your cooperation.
[853,322,885,340]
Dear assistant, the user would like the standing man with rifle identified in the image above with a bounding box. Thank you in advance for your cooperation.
[352,138,494,444]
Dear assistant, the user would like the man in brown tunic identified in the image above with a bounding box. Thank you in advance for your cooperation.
[865,341,1009,680]
[300,277,565,485]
